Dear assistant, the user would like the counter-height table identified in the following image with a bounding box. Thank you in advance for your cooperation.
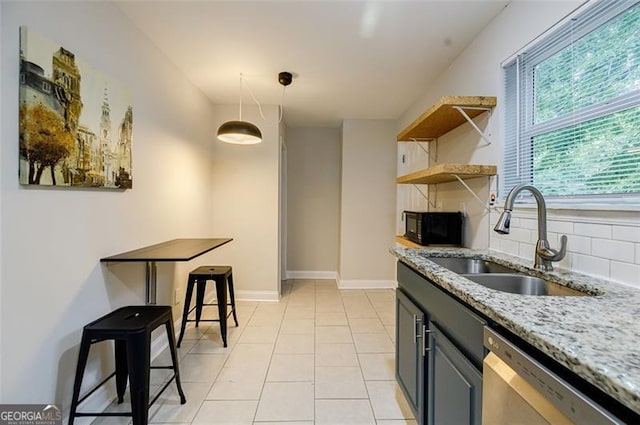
[101,238,233,304]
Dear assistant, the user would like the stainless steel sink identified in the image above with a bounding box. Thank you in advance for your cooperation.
[461,274,588,296]
[427,257,519,274]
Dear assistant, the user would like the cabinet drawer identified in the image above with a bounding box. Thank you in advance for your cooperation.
[398,262,486,368]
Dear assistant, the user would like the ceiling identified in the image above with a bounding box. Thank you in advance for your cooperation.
[116,1,509,128]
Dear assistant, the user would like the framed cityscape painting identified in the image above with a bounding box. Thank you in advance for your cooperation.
[19,26,133,189]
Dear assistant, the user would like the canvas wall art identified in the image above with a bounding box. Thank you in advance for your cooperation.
[19,26,133,189]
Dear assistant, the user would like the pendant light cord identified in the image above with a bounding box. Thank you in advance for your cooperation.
[278,85,286,123]
[240,72,288,123]
[239,73,243,121]
[243,76,267,121]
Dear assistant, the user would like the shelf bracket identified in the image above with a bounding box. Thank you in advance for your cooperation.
[452,106,492,146]
[410,138,438,162]
[451,174,493,213]
[412,184,437,209]
[408,138,436,143]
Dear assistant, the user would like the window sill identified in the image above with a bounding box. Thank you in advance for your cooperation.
[501,200,640,213]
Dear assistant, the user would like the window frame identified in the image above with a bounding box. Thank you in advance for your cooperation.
[502,0,640,209]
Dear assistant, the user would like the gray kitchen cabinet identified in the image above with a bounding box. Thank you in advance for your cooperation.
[428,321,483,425]
[396,262,485,425]
[396,289,426,421]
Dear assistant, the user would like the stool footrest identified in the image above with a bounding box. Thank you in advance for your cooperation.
[74,371,183,418]
[76,372,117,406]
[74,412,132,417]
[150,375,184,408]
[186,304,234,315]
[183,310,236,324]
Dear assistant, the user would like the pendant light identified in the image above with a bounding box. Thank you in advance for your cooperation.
[217,73,262,145]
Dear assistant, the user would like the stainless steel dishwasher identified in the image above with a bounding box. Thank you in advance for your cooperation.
[482,327,623,425]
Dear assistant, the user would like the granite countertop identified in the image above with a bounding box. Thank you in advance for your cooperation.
[390,246,640,416]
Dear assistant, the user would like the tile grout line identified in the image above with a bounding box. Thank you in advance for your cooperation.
[188,301,257,425]
[255,301,285,423]
[251,279,294,423]
[142,280,411,425]
[347,286,378,423]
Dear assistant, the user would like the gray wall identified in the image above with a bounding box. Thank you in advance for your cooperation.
[340,120,397,287]
[286,127,342,274]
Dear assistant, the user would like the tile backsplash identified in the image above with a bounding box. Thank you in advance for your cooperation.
[489,209,640,288]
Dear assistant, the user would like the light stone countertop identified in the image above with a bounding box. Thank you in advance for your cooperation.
[390,246,640,416]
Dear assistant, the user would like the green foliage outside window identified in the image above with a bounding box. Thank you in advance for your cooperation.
[505,1,640,199]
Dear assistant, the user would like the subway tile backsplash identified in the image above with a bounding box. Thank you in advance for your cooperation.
[612,225,640,243]
[490,211,640,288]
[566,234,591,255]
[591,239,636,263]
[611,261,640,285]
[573,222,613,239]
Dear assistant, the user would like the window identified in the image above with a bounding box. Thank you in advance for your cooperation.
[503,0,640,202]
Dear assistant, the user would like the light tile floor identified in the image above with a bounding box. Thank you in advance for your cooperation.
[100,279,416,425]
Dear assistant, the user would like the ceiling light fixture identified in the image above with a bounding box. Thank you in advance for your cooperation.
[217,73,262,145]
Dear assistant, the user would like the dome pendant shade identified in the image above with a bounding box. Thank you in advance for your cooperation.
[217,120,262,145]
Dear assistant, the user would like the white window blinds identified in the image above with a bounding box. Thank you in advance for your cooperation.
[503,0,640,200]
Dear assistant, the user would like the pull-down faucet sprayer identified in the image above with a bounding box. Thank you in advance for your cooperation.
[494,184,567,271]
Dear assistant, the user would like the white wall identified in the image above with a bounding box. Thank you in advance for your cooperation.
[279,121,286,284]
[396,113,495,248]
[398,1,580,250]
[0,0,4,391]
[209,104,282,301]
[286,127,341,277]
[1,1,220,408]
[340,120,397,288]
[399,1,639,287]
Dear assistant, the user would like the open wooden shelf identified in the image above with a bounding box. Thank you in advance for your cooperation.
[397,95,497,141]
[396,163,497,185]
[395,236,423,248]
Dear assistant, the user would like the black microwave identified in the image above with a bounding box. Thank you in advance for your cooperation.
[404,211,464,246]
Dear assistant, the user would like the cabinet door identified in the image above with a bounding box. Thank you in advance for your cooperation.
[427,322,482,425]
[396,289,426,423]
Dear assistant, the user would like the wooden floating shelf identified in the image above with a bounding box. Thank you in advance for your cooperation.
[395,236,423,248]
[396,163,497,185]
[397,95,497,141]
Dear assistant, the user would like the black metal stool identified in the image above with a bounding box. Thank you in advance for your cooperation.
[177,266,238,348]
[68,305,186,425]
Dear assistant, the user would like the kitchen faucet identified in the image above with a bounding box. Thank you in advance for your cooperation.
[494,184,567,271]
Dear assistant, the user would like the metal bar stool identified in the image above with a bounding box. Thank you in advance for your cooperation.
[68,305,186,425]
[177,266,238,347]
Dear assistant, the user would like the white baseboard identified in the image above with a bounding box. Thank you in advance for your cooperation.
[286,270,338,280]
[337,279,397,289]
[235,290,280,302]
